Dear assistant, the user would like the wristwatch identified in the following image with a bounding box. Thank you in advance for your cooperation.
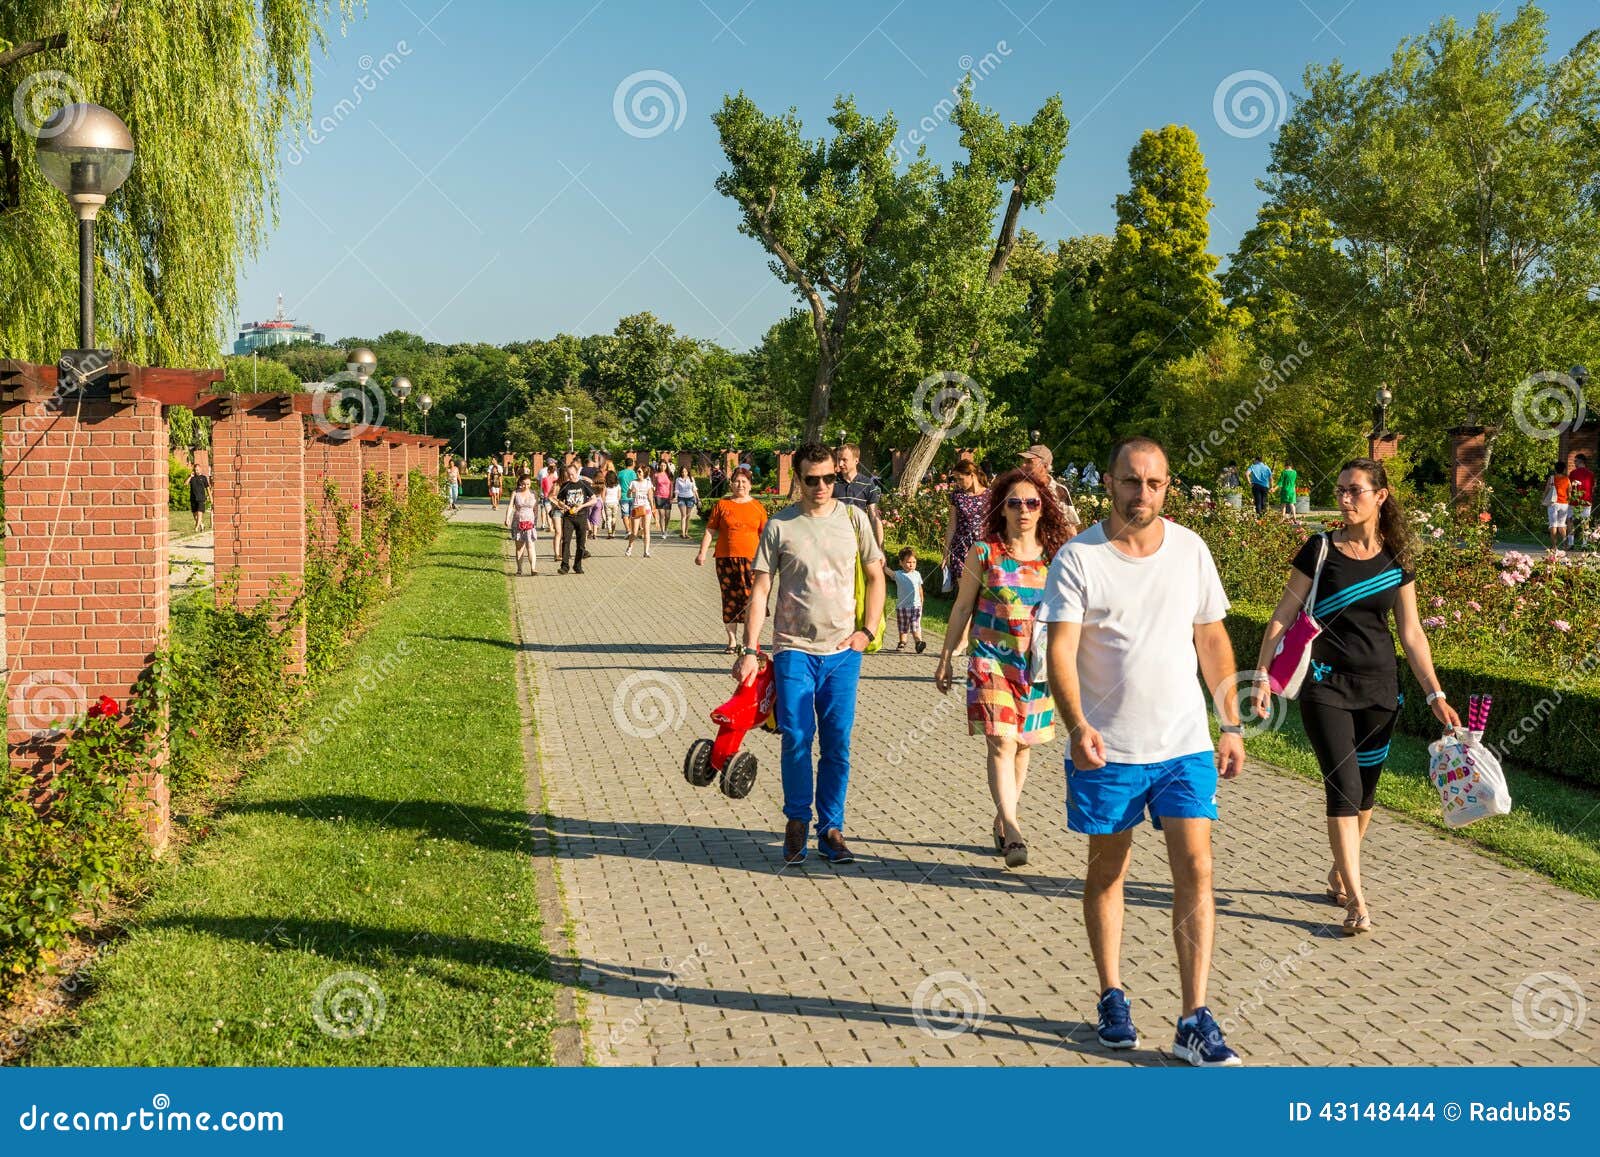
[739,645,761,657]
[1426,690,1447,705]
[1219,724,1245,735]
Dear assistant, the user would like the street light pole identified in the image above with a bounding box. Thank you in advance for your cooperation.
[419,394,432,436]
[457,413,468,471]
[558,406,574,456]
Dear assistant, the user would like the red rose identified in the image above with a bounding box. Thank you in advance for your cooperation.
[90,694,120,718]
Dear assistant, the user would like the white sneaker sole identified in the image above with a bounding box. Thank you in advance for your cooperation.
[1172,1041,1243,1066]
[1097,1032,1139,1050]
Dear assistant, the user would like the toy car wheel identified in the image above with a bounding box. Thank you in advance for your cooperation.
[720,751,758,799]
[683,739,716,787]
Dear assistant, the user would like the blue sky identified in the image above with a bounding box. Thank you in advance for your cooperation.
[234,0,1600,352]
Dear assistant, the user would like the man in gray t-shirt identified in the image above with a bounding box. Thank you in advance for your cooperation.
[737,444,886,865]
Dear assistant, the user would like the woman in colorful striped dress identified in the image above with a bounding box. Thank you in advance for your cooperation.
[935,469,1074,868]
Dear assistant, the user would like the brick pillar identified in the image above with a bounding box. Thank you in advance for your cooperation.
[361,439,391,583]
[390,438,409,498]
[890,449,907,483]
[307,429,363,550]
[192,448,211,475]
[723,450,739,478]
[1559,422,1599,474]
[212,398,307,672]
[676,450,693,473]
[776,451,793,497]
[1449,426,1492,508]
[1369,433,1403,462]
[531,451,543,482]
[4,393,170,850]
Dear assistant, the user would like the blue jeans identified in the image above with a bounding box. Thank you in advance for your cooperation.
[773,648,863,835]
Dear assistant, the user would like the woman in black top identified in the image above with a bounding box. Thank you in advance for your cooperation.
[1251,458,1459,935]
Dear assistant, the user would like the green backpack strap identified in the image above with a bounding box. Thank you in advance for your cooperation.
[849,506,885,653]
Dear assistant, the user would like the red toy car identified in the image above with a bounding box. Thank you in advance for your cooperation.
[684,657,778,798]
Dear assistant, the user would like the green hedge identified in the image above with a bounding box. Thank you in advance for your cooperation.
[1226,602,1600,789]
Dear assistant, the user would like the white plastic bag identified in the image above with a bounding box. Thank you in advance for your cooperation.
[1427,726,1512,828]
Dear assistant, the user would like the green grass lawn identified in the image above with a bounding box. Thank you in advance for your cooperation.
[24,521,563,1065]
[168,507,202,540]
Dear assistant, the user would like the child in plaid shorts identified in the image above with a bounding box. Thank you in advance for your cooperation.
[893,547,927,653]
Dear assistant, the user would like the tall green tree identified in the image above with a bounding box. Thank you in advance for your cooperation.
[1,2,356,365]
[1261,4,1600,479]
[1040,125,1227,456]
[895,83,1068,493]
[714,93,931,440]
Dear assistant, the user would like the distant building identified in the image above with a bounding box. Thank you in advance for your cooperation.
[232,293,325,355]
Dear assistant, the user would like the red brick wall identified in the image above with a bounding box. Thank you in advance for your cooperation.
[306,429,363,550]
[3,397,168,810]
[211,402,306,671]
[1450,427,1491,507]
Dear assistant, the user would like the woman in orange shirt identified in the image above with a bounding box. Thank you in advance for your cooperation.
[695,465,770,653]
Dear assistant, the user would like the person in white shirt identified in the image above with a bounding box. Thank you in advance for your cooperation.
[626,471,655,557]
[602,470,623,538]
[1039,435,1246,1067]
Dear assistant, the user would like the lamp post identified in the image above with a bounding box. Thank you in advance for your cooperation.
[418,393,432,435]
[1374,384,1393,438]
[35,103,135,389]
[558,405,574,455]
[1572,365,1589,418]
[392,375,412,428]
[457,413,468,469]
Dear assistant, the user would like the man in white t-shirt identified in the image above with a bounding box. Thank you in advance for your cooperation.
[1040,435,1247,1067]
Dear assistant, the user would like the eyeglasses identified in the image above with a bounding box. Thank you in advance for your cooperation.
[802,473,837,487]
[1334,486,1375,499]
[1005,496,1043,511]
[1112,476,1170,493]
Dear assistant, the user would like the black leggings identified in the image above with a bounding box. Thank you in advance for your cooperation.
[1299,699,1399,817]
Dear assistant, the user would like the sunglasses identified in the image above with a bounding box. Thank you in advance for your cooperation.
[1005,496,1042,511]
[802,473,837,487]
[1333,486,1375,499]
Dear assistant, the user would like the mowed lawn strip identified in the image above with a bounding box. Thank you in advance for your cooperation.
[26,521,560,1065]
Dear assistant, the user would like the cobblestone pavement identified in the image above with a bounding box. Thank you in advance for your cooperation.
[480,502,1600,1066]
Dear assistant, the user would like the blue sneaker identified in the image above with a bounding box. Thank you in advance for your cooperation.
[1095,987,1139,1049]
[1172,1007,1242,1066]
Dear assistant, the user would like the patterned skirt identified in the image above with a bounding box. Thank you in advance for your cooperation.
[714,556,755,624]
[966,661,1055,745]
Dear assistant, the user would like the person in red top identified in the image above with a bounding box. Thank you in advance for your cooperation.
[1567,453,1594,550]
[695,465,770,653]
[1545,467,1571,551]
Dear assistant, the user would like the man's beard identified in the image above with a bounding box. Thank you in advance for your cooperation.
[1114,496,1159,529]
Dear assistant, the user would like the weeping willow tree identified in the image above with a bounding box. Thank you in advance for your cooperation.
[0,1,358,365]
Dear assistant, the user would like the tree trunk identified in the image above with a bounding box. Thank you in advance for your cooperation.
[804,336,836,442]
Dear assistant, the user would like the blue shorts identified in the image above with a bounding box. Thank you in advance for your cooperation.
[1065,750,1218,834]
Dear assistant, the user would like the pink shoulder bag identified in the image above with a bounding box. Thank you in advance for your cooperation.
[1267,533,1329,698]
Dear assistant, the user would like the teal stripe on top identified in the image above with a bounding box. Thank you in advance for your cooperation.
[1315,567,1403,618]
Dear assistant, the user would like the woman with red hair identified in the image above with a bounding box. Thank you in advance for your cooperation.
[935,468,1074,867]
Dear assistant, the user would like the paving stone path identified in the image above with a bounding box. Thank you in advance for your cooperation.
[470,501,1600,1066]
